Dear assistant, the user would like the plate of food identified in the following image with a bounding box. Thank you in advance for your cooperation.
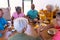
[47,28,57,35]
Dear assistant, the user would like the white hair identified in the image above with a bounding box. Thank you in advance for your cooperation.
[14,17,38,37]
[14,17,28,33]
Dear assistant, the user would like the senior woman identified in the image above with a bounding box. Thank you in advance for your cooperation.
[8,17,41,40]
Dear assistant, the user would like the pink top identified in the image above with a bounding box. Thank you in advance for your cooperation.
[52,25,60,40]
[12,12,25,19]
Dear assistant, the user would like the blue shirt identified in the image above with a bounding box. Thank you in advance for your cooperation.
[0,17,7,30]
[27,10,38,20]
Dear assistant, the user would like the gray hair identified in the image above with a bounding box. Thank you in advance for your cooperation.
[14,17,28,33]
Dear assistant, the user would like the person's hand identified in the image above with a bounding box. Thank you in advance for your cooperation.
[40,28,44,32]
[39,20,43,23]
[34,18,38,22]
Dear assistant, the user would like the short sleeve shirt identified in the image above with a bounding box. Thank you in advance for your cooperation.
[27,10,38,20]
[12,12,25,19]
[0,17,7,30]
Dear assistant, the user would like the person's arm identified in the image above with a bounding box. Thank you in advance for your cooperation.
[42,19,56,32]
[51,12,53,21]
[43,24,54,31]
[37,23,54,33]
[26,11,31,21]
[37,13,40,20]
[3,18,9,28]
[26,15,30,19]
[1,18,8,34]
[11,16,14,26]
[36,24,54,40]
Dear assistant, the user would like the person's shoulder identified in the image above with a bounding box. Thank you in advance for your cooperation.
[12,12,17,17]
[28,10,32,12]
[34,10,38,14]
[27,10,31,14]
[13,12,16,14]
[43,10,47,11]
[34,10,38,12]
[39,9,44,13]
[2,17,6,20]
[1,17,7,22]
[39,9,43,12]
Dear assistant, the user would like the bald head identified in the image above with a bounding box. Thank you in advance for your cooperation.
[31,4,35,10]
